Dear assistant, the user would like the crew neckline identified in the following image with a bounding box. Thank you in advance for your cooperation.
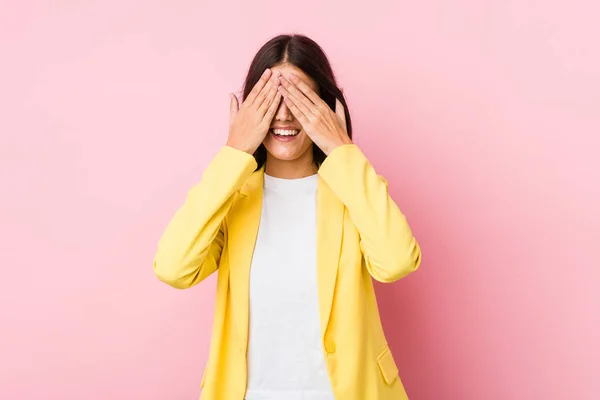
[263,172,318,192]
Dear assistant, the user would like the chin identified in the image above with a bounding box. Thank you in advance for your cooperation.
[263,133,313,162]
[264,145,308,161]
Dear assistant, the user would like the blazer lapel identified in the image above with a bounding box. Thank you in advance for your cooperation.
[316,175,345,337]
[226,169,344,344]
[227,168,264,344]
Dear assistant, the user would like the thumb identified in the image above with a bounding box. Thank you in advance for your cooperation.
[229,93,239,120]
[335,98,346,128]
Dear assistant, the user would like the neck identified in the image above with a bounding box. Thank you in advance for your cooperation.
[264,152,318,179]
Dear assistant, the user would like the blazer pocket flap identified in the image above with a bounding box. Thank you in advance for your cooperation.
[377,346,399,385]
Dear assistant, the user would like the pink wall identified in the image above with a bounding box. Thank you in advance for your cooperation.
[1,1,598,399]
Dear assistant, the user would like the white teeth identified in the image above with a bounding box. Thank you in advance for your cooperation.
[272,129,299,136]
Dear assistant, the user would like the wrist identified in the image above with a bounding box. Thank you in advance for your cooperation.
[226,140,255,155]
[324,136,353,155]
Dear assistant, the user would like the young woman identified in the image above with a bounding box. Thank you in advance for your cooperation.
[153,34,422,400]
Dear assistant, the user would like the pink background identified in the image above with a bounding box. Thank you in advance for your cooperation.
[1,1,599,399]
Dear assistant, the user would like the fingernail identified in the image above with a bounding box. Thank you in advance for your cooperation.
[264,68,271,76]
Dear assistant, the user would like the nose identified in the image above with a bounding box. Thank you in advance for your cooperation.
[274,99,293,121]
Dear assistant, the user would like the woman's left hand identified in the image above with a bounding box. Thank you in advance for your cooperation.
[278,73,353,155]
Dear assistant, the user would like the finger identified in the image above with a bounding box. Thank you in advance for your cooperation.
[278,85,313,120]
[258,75,280,114]
[335,98,346,127]
[253,72,280,111]
[252,77,275,110]
[280,88,310,126]
[229,93,239,121]
[288,73,327,111]
[262,91,282,123]
[245,68,272,106]
[279,75,316,116]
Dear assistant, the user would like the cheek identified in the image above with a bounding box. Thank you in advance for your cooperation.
[294,132,314,151]
[299,131,311,142]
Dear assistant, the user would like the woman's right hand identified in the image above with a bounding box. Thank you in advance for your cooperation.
[227,68,282,154]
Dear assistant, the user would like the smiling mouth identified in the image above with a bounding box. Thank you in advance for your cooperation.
[270,128,300,137]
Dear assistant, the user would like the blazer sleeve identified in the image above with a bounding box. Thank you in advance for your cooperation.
[153,146,258,289]
[318,144,422,283]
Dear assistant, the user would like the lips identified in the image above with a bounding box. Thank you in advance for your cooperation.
[270,128,300,136]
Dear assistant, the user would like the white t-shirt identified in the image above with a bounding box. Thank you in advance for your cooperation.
[245,172,335,400]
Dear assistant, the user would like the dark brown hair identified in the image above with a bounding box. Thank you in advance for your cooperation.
[241,34,353,169]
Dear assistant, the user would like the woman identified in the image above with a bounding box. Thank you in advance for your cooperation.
[153,34,422,400]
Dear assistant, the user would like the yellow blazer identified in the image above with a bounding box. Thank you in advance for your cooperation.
[153,144,422,399]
